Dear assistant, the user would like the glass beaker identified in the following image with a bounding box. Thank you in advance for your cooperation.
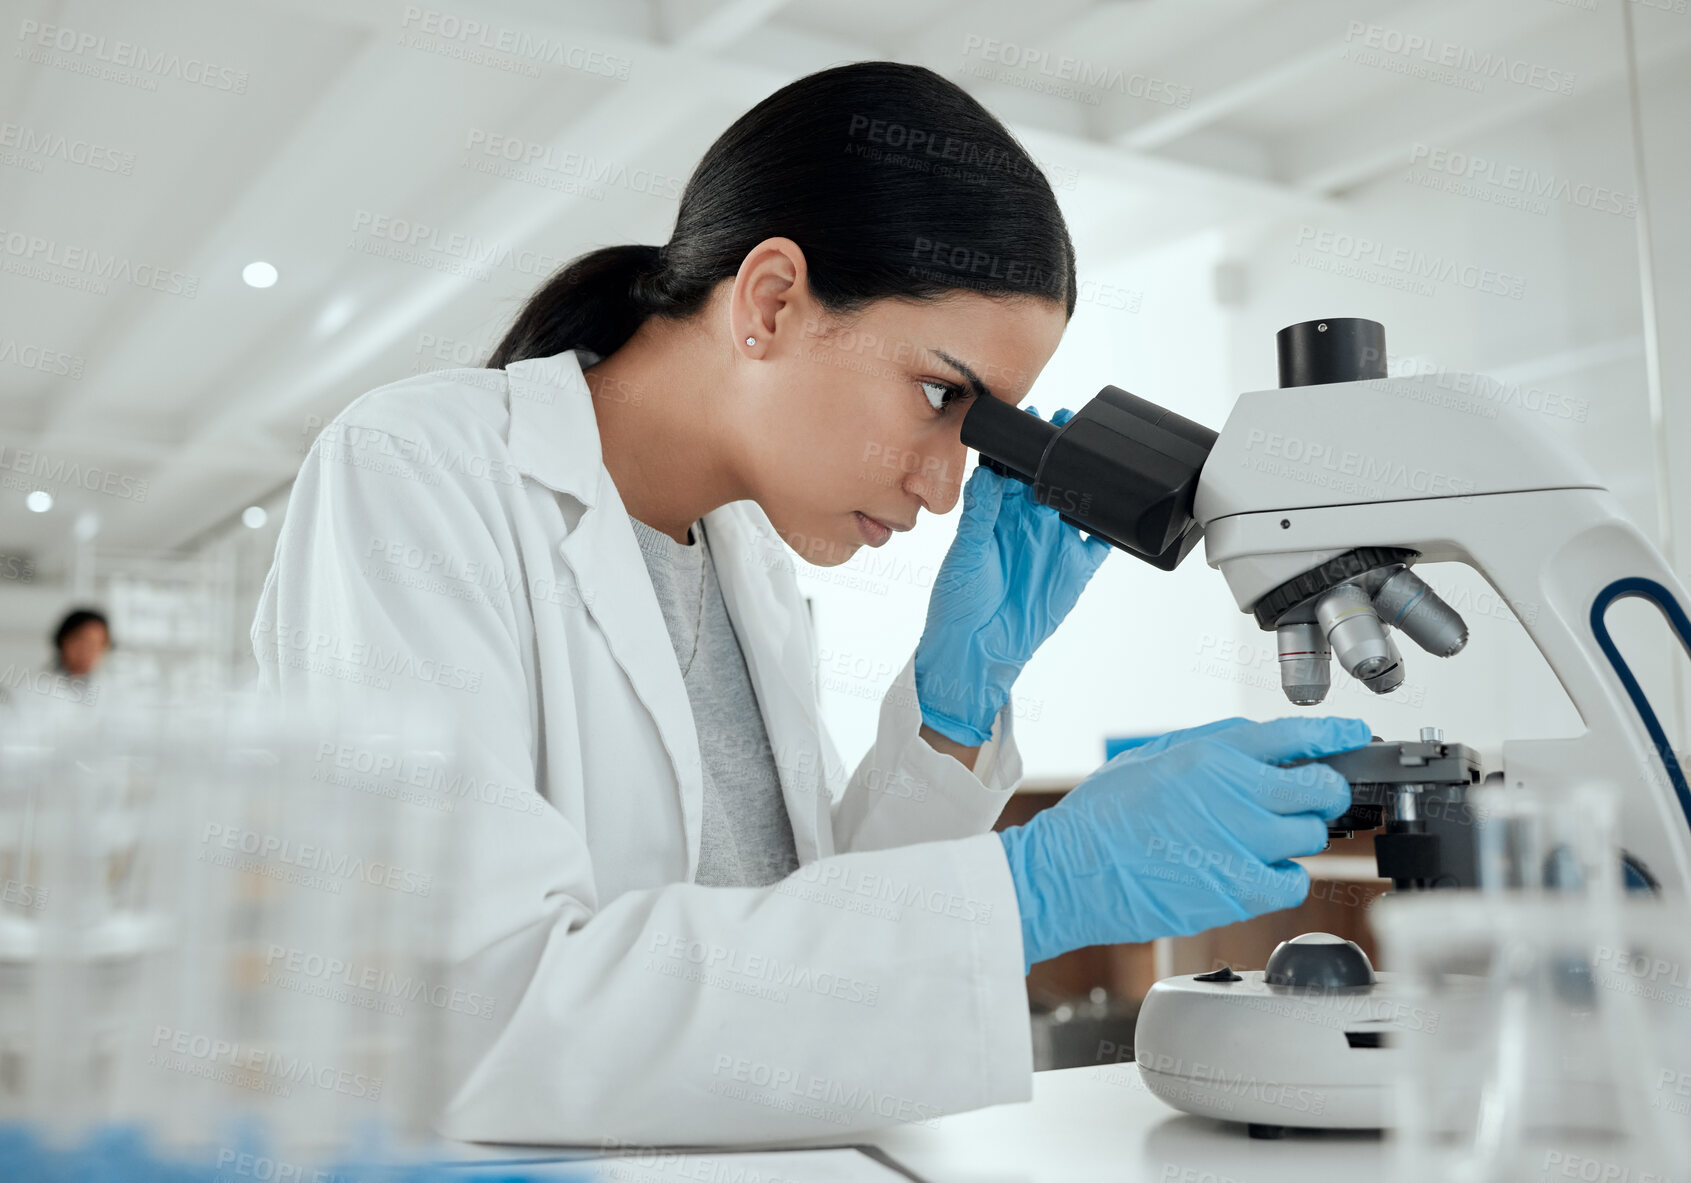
[1376,771,1691,1181]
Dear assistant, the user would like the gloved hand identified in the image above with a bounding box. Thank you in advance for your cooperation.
[997,716,1371,970]
[914,407,1111,746]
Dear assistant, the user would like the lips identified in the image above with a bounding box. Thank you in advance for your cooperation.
[854,511,893,547]
[865,512,914,533]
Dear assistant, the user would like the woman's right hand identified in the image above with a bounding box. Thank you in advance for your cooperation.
[996,716,1372,970]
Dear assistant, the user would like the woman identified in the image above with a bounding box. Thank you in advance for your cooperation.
[253,61,1367,1144]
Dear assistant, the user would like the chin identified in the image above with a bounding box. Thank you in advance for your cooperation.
[809,540,862,568]
[773,518,860,567]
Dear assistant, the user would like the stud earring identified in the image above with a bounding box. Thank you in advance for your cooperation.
[745,336,756,346]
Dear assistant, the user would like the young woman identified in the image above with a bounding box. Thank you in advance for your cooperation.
[254,61,1366,1145]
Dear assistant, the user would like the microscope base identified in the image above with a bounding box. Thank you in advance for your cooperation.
[1132,969,1439,1133]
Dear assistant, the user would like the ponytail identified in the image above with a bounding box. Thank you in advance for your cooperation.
[485,243,671,368]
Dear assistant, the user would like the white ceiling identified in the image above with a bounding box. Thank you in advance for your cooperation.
[2,0,1685,576]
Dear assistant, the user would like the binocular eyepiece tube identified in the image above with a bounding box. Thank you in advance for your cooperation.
[958,387,1218,572]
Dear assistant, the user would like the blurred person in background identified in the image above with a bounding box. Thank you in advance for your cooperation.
[0,606,110,714]
[52,607,110,680]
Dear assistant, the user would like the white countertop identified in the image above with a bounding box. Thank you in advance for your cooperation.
[859,1064,1386,1183]
[452,1065,1388,1182]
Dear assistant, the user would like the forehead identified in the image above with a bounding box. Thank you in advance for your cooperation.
[856,293,1067,401]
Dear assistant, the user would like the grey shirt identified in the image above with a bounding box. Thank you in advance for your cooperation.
[628,515,801,887]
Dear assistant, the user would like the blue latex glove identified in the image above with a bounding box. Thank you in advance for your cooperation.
[914,406,1111,746]
[997,716,1371,970]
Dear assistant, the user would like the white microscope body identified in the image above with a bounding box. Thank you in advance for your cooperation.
[1134,358,1691,1135]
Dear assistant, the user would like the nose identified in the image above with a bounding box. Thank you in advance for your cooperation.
[904,436,968,516]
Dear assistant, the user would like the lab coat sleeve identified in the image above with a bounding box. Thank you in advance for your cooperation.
[828,650,1026,854]
[252,389,1033,1146]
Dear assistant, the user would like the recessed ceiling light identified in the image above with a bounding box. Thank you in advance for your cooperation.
[243,261,279,288]
[241,505,268,529]
[25,490,53,513]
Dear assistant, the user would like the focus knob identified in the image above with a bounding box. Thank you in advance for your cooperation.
[1263,932,1375,989]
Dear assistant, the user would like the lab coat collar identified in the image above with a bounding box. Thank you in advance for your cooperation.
[504,348,604,507]
[506,347,830,871]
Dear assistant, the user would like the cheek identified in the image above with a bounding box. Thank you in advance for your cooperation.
[782,373,890,486]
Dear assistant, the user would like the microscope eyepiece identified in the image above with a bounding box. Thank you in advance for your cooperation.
[959,387,1217,571]
[1276,318,1387,388]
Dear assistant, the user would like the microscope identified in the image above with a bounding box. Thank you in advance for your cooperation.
[960,317,1691,1134]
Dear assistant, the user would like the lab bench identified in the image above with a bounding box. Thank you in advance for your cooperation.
[857,1063,1384,1183]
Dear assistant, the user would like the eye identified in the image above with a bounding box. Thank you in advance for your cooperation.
[919,380,964,412]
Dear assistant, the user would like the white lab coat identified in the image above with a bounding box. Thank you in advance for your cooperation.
[251,348,1034,1145]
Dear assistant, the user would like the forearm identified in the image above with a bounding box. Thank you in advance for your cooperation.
[920,723,981,773]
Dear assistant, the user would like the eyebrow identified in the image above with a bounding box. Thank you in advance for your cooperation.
[930,349,995,401]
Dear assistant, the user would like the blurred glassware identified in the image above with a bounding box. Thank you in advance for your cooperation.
[0,687,461,1175]
[1377,776,1691,1182]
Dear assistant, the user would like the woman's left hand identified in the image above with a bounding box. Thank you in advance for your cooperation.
[914,407,1112,746]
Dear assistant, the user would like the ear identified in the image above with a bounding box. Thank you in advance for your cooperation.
[730,237,810,358]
